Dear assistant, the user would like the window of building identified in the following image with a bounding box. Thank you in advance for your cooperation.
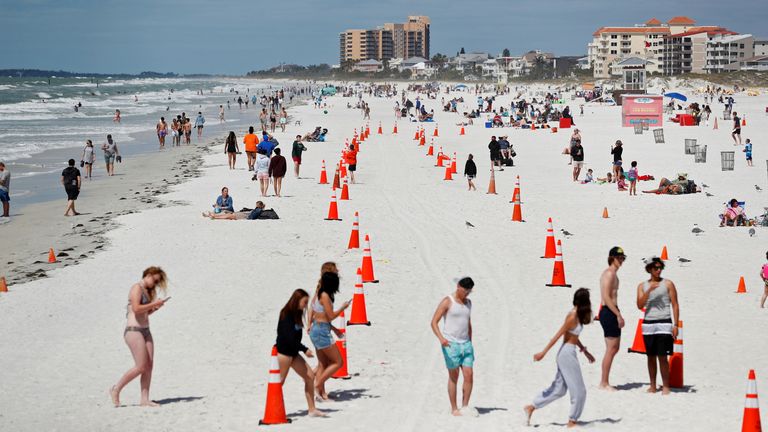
[611,35,617,39]
[611,42,617,46]
[610,50,617,54]
[740,44,744,49]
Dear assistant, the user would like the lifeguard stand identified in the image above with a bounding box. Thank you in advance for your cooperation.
[613,57,649,91]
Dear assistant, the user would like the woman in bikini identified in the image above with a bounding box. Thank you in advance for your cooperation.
[308,267,350,401]
[111,267,169,407]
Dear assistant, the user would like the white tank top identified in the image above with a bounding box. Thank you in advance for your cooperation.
[443,295,471,343]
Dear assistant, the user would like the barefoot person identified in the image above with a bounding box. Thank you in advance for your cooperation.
[464,154,477,191]
[0,162,11,217]
[430,276,476,416]
[101,134,119,176]
[156,117,167,148]
[225,131,239,170]
[61,159,81,216]
[636,257,680,394]
[269,147,287,197]
[309,271,351,401]
[275,289,325,417]
[291,135,306,178]
[525,288,595,428]
[110,267,169,407]
[598,247,626,391]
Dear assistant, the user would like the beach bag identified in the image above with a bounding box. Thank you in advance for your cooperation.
[510,150,517,158]
[502,158,514,167]
[258,209,280,219]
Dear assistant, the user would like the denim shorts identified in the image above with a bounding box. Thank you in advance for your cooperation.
[310,322,333,350]
[441,340,475,369]
[0,189,9,202]
[104,154,115,164]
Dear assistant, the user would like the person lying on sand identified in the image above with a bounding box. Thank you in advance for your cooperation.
[203,201,266,220]
[642,174,697,195]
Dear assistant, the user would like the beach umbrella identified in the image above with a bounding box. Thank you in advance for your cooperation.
[663,92,687,102]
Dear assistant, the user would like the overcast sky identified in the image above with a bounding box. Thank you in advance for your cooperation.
[1,0,765,75]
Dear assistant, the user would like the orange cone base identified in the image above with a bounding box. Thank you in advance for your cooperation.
[669,353,683,388]
[325,218,343,221]
[363,279,379,284]
[347,320,371,326]
[545,283,572,287]
[260,418,292,426]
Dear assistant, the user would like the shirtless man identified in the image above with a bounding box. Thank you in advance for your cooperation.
[156,117,167,149]
[598,246,626,391]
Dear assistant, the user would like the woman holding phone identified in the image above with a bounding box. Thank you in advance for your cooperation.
[309,271,350,401]
[110,266,169,407]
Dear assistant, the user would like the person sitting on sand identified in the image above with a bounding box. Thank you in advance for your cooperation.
[720,198,747,227]
[617,174,627,191]
[202,201,265,220]
[213,187,234,213]
[581,169,594,184]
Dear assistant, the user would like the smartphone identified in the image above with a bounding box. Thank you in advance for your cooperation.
[163,297,172,302]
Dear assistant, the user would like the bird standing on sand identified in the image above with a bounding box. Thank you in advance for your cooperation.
[702,183,709,188]
[756,185,763,192]
[560,229,574,237]
[705,192,714,197]
[677,257,692,264]
[749,228,756,237]
[465,221,475,228]
[691,225,704,235]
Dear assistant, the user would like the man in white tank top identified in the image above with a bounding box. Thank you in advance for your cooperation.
[430,277,477,416]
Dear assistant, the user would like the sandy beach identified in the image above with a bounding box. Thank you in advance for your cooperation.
[1,80,768,431]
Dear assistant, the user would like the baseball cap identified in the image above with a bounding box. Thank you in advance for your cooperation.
[608,246,626,258]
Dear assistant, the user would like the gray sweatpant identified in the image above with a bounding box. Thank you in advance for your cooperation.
[532,343,586,421]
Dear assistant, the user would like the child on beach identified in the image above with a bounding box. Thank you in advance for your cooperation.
[464,154,477,191]
[743,139,753,167]
[581,169,593,184]
[596,172,613,184]
[617,174,627,191]
[627,161,638,195]
[525,288,595,427]
[760,251,768,308]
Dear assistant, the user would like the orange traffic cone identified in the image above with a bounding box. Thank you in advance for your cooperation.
[713,117,718,130]
[602,207,609,218]
[361,234,379,283]
[433,125,439,137]
[426,141,434,156]
[377,122,383,135]
[451,152,457,174]
[419,134,426,146]
[325,191,342,221]
[348,268,371,326]
[487,166,498,195]
[545,240,571,287]
[531,122,536,131]
[48,248,57,263]
[669,320,684,388]
[460,126,465,136]
[352,131,358,146]
[511,176,523,222]
[510,176,521,203]
[393,123,398,134]
[444,166,453,181]
[628,310,646,354]
[332,310,350,379]
[737,276,747,293]
[348,212,360,249]
[0,276,7,293]
[259,346,291,425]
[365,124,371,137]
[340,176,350,200]
[332,165,341,190]
[742,117,747,127]
[318,160,328,184]
[339,159,347,179]
[436,148,445,167]
[541,217,556,258]
[660,246,669,261]
[742,369,762,432]
[413,129,419,140]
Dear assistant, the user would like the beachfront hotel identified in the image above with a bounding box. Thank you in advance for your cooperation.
[588,16,760,77]
[339,16,430,65]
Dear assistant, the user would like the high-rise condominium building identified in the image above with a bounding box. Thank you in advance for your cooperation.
[340,16,430,64]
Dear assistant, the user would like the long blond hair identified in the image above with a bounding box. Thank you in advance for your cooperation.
[142,266,168,301]
[316,261,338,293]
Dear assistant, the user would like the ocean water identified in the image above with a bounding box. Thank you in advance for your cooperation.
[0,76,314,208]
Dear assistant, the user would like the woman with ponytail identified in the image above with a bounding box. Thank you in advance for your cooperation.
[525,288,595,428]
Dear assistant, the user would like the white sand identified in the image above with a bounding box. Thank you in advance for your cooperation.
[1,82,767,431]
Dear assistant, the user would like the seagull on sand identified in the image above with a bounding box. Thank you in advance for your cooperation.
[677,256,692,264]
[560,229,574,237]
[691,225,704,235]
[749,227,756,237]
[702,183,710,188]
[465,221,475,228]
[756,185,763,192]
[705,192,714,197]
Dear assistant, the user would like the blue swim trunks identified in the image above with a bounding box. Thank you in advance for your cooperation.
[0,189,9,202]
[441,340,475,369]
[309,321,333,350]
